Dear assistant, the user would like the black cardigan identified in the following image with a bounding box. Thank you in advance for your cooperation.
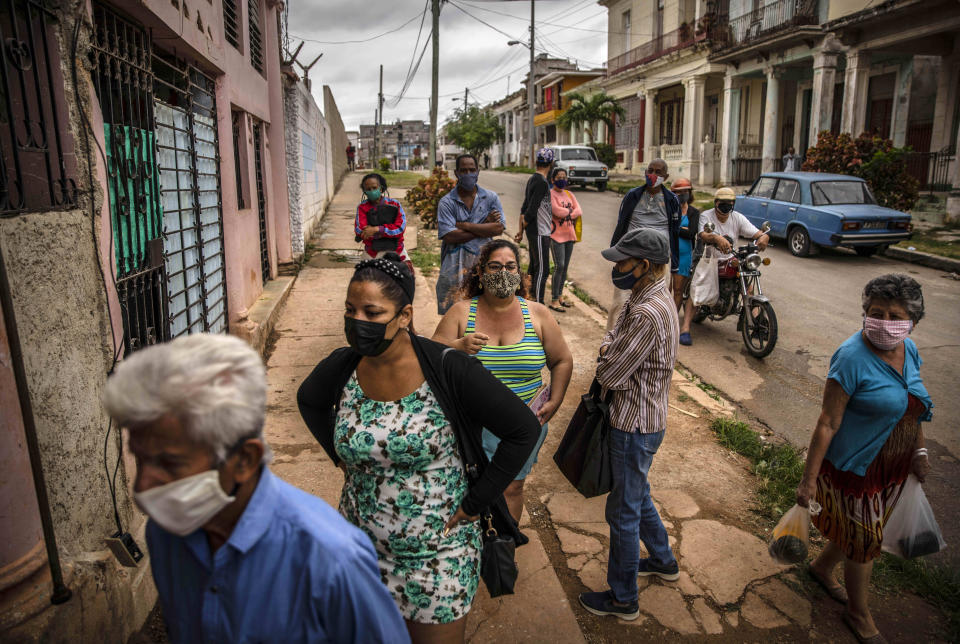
[296,334,541,516]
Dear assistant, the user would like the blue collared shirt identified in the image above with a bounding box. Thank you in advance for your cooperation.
[146,468,409,644]
[435,186,505,312]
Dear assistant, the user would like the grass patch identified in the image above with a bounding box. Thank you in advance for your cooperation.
[382,170,426,189]
[895,224,960,260]
[697,380,722,402]
[409,248,440,275]
[710,417,804,519]
[873,555,960,640]
[571,283,598,307]
[493,166,535,174]
[678,392,692,403]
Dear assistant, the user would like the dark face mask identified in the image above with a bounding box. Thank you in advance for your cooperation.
[611,261,647,291]
[344,312,400,356]
[716,201,734,215]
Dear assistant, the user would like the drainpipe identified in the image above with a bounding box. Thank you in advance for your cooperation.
[0,242,72,605]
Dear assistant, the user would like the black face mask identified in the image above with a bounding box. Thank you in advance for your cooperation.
[716,201,734,214]
[344,313,400,356]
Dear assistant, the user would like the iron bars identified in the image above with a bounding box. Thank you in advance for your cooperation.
[222,0,240,50]
[252,120,269,284]
[248,0,264,75]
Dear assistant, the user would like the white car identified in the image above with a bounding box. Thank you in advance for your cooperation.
[552,145,608,191]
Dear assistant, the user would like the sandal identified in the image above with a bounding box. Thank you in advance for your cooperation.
[548,303,566,313]
[842,612,887,643]
[808,564,848,604]
[560,299,574,307]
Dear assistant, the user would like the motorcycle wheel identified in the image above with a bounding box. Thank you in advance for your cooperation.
[741,302,778,358]
[692,306,709,324]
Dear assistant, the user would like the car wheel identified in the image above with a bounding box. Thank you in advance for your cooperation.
[597,182,607,192]
[787,227,811,257]
[854,246,880,257]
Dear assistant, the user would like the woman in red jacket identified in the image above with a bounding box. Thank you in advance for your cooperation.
[355,173,407,259]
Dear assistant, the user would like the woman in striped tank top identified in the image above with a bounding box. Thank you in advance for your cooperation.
[433,239,573,521]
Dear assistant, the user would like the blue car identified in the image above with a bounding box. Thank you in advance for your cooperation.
[735,172,912,257]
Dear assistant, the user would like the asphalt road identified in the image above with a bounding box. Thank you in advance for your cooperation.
[480,170,960,465]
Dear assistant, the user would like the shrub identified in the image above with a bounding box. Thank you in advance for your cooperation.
[803,131,919,211]
[405,166,455,229]
[378,157,391,172]
[593,143,616,169]
[410,156,425,169]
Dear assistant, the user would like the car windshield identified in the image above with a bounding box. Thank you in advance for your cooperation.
[560,148,597,161]
[811,181,876,205]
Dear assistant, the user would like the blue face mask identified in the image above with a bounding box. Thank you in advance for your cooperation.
[554,179,568,189]
[611,261,647,290]
[457,172,479,191]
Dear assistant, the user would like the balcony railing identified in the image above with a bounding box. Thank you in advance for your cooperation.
[607,25,707,77]
[711,0,819,52]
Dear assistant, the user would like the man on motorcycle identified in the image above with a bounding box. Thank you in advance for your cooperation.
[698,187,769,256]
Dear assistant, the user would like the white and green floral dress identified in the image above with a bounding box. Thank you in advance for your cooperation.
[335,373,481,624]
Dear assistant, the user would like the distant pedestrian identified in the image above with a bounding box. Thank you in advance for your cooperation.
[298,255,540,643]
[355,173,407,260]
[435,154,505,314]
[433,239,573,521]
[515,147,555,304]
[548,168,581,312]
[669,177,699,346]
[579,228,680,622]
[483,152,490,169]
[782,146,802,172]
[796,274,933,644]
[346,143,356,171]
[104,334,407,644]
[605,158,680,329]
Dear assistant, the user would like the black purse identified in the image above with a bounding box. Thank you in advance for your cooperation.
[553,378,613,498]
[366,203,400,252]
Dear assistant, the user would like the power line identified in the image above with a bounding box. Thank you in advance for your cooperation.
[447,1,523,41]
[455,1,617,35]
[289,11,423,45]
[384,32,433,109]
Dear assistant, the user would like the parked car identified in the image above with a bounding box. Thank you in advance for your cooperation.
[735,172,912,257]
[552,145,608,191]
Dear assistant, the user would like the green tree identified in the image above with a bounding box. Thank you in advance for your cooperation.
[445,106,504,160]
[557,92,626,145]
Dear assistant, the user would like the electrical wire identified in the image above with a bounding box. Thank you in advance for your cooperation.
[384,32,433,109]
[453,1,623,35]
[289,11,424,45]
[385,0,431,108]
[447,1,523,41]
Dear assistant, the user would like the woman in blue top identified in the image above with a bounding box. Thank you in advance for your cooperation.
[796,274,933,644]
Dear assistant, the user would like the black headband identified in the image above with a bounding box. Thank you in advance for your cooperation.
[355,258,415,305]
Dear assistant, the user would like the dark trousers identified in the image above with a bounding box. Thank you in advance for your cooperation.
[550,239,574,301]
[526,229,550,304]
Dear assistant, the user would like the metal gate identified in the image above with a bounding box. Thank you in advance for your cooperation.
[90,3,167,355]
[252,121,270,284]
[153,54,228,337]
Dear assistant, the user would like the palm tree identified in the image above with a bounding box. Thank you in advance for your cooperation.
[557,92,626,146]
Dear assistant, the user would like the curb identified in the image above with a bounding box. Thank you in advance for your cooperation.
[233,275,296,358]
[883,246,960,273]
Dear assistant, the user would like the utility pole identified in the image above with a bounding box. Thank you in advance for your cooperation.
[373,109,379,166]
[377,64,384,163]
[528,0,536,169]
[464,87,469,109]
[429,0,440,167]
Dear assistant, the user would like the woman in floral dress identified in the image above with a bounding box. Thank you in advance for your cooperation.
[298,255,540,643]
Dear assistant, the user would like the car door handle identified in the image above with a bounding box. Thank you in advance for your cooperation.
[761,202,768,207]
[789,207,797,212]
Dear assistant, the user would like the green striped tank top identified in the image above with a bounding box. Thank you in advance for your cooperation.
[465,297,546,403]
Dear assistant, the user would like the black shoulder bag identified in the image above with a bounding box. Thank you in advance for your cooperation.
[439,348,524,598]
[366,203,400,252]
[552,378,613,498]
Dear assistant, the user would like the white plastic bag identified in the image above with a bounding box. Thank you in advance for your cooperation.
[882,475,946,559]
[769,502,821,564]
[691,246,719,307]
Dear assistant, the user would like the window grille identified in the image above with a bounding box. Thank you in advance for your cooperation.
[0,0,77,216]
[222,0,240,49]
[232,111,245,209]
[252,121,269,284]
[248,0,264,74]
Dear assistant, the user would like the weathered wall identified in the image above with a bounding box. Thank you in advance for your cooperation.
[323,85,350,187]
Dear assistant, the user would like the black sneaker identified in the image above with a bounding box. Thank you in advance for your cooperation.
[578,590,640,621]
[637,558,680,581]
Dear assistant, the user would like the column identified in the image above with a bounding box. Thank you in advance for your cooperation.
[643,89,657,166]
[682,75,706,181]
[810,50,839,141]
[720,73,741,185]
[761,66,781,173]
[930,55,958,149]
[946,119,960,223]
[892,58,913,147]
[841,50,871,135]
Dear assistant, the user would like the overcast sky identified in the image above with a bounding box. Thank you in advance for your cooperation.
[286,0,608,133]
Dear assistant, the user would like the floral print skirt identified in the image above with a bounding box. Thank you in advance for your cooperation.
[335,374,481,624]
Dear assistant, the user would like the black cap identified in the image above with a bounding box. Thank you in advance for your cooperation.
[601,228,670,264]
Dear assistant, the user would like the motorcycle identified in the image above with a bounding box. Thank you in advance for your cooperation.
[688,221,778,358]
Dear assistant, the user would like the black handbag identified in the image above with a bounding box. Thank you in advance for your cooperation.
[478,509,519,598]
[553,379,612,498]
[367,203,399,252]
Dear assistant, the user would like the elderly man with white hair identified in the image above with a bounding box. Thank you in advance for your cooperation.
[105,333,408,644]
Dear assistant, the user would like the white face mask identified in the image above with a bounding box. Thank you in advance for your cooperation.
[134,470,236,536]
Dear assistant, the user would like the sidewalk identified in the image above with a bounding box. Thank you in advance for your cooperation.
[260,176,939,641]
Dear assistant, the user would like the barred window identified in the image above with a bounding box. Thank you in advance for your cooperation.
[248,0,264,74]
[222,0,240,49]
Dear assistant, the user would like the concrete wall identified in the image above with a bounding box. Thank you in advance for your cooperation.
[323,86,350,188]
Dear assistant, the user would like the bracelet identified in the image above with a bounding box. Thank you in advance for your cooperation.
[913,448,928,457]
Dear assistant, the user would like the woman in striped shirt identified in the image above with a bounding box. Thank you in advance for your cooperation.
[433,239,572,521]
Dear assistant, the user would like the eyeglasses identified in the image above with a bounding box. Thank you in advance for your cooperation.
[485,262,518,272]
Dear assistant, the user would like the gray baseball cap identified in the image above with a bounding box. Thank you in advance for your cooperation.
[601,228,670,264]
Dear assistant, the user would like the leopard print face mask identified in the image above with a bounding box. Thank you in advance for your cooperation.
[481,270,522,298]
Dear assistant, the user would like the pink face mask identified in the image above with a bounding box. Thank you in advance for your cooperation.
[863,316,913,350]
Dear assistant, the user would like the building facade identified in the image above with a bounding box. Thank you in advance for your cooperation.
[357,120,429,170]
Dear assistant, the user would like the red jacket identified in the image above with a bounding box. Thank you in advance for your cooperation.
[354,197,406,258]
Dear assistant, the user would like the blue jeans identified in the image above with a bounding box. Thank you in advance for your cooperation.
[606,428,675,602]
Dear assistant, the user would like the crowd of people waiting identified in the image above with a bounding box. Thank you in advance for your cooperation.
[101,148,934,644]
